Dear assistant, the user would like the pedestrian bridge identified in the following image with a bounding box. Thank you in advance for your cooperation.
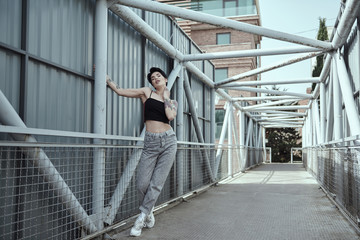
[1,0,360,239]
[111,163,359,240]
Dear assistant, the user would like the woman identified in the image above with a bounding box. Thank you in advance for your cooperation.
[106,67,178,237]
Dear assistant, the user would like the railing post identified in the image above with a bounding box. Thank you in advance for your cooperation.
[228,101,233,177]
[93,0,108,230]
[320,82,326,144]
[332,56,344,140]
[239,108,245,172]
[176,66,184,196]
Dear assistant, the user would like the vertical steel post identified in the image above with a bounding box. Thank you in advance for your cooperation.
[215,103,231,177]
[228,102,233,177]
[210,87,216,177]
[244,119,253,167]
[239,109,245,172]
[332,56,344,140]
[320,82,326,144]
[176,66,184,196]
[262,127,266,163]
[335,53,360,136]
[93,0,108,230]
[312,100,320,145]
[183,72,215,182]
[325,66,334,142]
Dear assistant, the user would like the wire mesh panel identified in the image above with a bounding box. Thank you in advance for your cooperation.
[303,146,360,227]
[0,140,264,239]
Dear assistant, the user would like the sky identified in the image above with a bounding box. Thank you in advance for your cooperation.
[258,0,341,94]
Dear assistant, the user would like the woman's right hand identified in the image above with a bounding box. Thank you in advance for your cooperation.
[106,75,112,85]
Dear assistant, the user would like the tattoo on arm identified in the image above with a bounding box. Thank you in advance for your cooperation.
[164,99,178,111]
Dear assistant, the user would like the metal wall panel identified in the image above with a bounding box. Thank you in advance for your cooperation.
[0,1,217,238]
[27,0,94,75]
[172,22,190,54]
[0,51,21,113]
[0,0,22,48]
[144,12,170,75]
[25,60,93,141]
[107,10,144,137]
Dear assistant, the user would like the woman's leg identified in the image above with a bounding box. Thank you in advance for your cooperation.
[139,133,177,215]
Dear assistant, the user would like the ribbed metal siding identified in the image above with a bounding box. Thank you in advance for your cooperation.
[24,0,95,136]
[0,0,22,115]
[107,10,144,137]
[0,0,22,48]
[1,1,216,237]
[27,0,94,75]
[0,52,21,113]
[145,11,171,74]
[25,61,93,133]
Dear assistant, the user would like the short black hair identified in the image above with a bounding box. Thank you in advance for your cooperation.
[147,67,167,86]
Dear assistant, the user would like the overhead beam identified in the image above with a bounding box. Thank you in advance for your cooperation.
[215,52,322,86]
[224,86,313,99]
[242,99,299,111]
[251,110,306,116]
[182,46,322,61]
[223,77,320,87]
[332,0,360,49]
[115,0,332,50]
[263,125,303,128]
[243,105,309,112]
[234,96,305,102]
[258,118,304,122]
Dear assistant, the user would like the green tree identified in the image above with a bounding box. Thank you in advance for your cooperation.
[312,18,329,90]
[265,85,301,162]
[266,128,301,162]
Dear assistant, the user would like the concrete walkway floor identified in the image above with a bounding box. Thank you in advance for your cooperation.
[111,163,360,240]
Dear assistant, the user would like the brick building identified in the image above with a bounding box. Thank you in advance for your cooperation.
[158,0,262,138]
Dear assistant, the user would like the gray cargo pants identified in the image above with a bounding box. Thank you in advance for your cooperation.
[137,129,177,215]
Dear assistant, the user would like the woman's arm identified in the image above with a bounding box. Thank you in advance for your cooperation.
[163,88,178,121]
[106,75,149,101]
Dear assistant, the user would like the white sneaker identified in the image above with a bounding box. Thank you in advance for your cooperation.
[130,212,146,237]
[145,211,155,228]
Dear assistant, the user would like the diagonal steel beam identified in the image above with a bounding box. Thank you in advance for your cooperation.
[223,77,320,88]
[115,0,332,50]
[0,90,98,234]
[215,52,322,87]
[182,46,322,61]
[224,86,313,99]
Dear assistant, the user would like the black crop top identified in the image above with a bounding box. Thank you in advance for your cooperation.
[144,92,169,124]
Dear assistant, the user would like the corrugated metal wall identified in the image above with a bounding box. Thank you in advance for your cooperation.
[0,0,214,140]
[0,0,216,238]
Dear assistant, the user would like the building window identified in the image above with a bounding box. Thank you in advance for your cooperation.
[215,109,227,139]
[223,0,237,16]
[215,68,228,82]
[216,32,231,45]
[190,0,257,17]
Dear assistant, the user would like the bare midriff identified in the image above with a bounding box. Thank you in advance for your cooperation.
[145,120,172,133]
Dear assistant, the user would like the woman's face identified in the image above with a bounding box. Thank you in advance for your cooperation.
[151,71,167,88]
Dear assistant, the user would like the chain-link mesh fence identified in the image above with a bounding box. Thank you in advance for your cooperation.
[303,147,360,227]
[0,141,264,239]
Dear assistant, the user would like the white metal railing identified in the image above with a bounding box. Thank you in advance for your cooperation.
[0,127,264,239]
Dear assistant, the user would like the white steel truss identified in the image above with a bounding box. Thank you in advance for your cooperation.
[0,0,359,236]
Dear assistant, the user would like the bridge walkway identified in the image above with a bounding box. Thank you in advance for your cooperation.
[112,163,359,240]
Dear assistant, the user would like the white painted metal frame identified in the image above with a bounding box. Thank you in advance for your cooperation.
[0,0,359,236]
